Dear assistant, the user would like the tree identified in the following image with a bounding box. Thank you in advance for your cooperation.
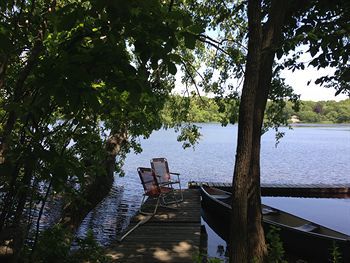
[176,0,349,261]
[230,0,350,261]
[0,0,197,259]
[230,1,292,261]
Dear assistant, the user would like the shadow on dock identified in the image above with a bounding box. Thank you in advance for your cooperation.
[105,189,203,262]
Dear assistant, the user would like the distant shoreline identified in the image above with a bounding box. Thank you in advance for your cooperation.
[188,122,350,126]
[289,123,350,127]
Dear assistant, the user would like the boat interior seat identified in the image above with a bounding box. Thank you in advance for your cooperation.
[262,207,279,215]
[215,194,231,200]
[293,222,319,232]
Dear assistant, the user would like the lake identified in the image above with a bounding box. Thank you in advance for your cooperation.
[76,123,350,258]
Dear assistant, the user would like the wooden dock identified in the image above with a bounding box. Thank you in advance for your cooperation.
[188,181,350,198]
[105,189,202,262]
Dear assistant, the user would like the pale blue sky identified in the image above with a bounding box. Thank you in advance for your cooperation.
[175,66,348,101]
[174,46,348,101]
[282,66,347,102]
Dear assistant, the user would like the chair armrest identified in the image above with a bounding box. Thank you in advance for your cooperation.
[156,175,178,185]
[159,181,174,187]
[169,173,181,184]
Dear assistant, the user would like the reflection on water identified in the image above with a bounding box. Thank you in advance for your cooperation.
[76,178,142,245]
[216,245,226,257]
[201,210,229,262]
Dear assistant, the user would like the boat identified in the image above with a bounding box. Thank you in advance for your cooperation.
[200,185,350,262]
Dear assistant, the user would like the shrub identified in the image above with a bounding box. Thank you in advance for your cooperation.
[29,224,72,263]
[26,226,111,263]
[329,241,342,263]
[266,226,287,263]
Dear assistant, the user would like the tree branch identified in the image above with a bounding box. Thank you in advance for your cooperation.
[198,36,231,56]
[200,33,248,51]
[181,61,203,99]
[168,0,174,12]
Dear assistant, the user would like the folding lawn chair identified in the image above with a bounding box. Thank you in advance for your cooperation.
[150,157,183,202]
[119,167,181,242]
[138,167,180,216]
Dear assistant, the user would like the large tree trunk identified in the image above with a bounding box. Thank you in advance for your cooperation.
[230,0,262,262]
[247,1,289,261]
[0,56,7,91]
[59,130,128,233]
[230,0,290,262]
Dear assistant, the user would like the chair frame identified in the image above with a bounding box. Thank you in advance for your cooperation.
[137,167,179,216]
[150,157,183,202]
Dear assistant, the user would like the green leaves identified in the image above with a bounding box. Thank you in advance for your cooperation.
[187,24,205,35]
[0,1,197,250]
[168,53,182,63]
[266,227,287,263]
[0,24,11,51]
[183,32,197,49]
[167,62,177,75]
[281,0,350,97]
[176,123,201,149]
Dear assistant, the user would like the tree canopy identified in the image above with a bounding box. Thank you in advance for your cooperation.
[0,0,202,259]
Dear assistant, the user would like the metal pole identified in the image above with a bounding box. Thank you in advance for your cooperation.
[118,214,153,242]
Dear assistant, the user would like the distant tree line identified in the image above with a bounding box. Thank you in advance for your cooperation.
[161,96,350,124]
[161,95,239,125]
[281,99,350,123]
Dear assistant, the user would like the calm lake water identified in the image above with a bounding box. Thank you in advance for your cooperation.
[76,123,350,258]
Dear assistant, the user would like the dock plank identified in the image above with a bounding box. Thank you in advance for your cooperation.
[188,181,350,198]
[105,189,202,262]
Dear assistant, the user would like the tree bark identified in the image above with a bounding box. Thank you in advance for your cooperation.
[247,1,289,261]
[230,0,262,262]
[59,130,128,233]
[230,0,290,262]
[0,56,7,91]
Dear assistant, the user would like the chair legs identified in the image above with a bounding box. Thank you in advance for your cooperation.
[139,194,161,216]
[178,184,184,202]
[160,191,179,209]
[139,190,181,215]
[161,191,182,205]
[161,184,183,205]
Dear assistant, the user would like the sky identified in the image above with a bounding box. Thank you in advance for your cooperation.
[175,46,349,102]
[279,49,348,102]
[281,66,348,102]
[175,66,348,102]
[193,27,349,102]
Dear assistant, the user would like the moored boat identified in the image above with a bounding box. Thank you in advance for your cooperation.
[200,185,350,262]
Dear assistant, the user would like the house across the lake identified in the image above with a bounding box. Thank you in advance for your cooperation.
[290,115,300,123]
